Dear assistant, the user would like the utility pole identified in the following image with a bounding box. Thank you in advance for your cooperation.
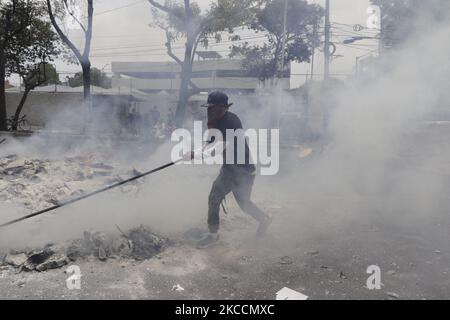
[324,0,330,81]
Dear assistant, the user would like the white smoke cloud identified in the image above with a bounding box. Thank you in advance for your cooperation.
[1,3,449,255]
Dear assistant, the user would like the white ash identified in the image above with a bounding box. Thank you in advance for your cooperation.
[0,153,143,213]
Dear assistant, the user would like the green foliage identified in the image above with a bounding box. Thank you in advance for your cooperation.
[148,0,257,124]
[1,0,62,87]
[67,67,111,88]
[24,63,60,88]
[150,0,253,52]
[149,0,201,42]
[199,0,256,45]
[230,0,323,80]
[40,63,60,85]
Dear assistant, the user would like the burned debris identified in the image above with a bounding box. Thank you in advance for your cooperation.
[3,246,68,272]
[0,226,167,272]
[127,226,166,261]
[0,153,143,212]
[0,152,167,273]
[66,226,167,262]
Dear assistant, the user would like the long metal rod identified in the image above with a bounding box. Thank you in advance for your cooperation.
[0,160,181,228]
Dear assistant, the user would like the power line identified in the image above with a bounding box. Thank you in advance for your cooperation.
[331,26,377,38]
[90,34,269,52]
[90,47,239,58]
[93,0,147,17]
[79,14,383,66]
[291,73,352,76]
[90,33,307,58]
[332,21,379,32]
[337,42,378,48]
[339,43,378,52]
[72,28,321,41]
[71,34,158,39]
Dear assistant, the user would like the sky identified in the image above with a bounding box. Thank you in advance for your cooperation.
[11,0,377,88]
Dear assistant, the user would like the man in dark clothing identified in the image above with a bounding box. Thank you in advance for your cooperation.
[196,91,272,248]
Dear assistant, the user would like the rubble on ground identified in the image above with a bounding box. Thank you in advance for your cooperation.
[4,253,28,268]
[66,226,167,262]
[0,151,166,273]
[0,226,167,272]
[127,226,166,260]
[22,247,67,272]
[2,246,69,272]
[0,153,142,212]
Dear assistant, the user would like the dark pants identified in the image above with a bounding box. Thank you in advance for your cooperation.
[208,166,266,233]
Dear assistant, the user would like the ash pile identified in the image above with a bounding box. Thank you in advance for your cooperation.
[66,226,167,262]
[0,151,165,272]
[0,153,143,212]
[1,226,167,272]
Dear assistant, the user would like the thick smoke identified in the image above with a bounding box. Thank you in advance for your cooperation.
[1,3,450,254]
[261,5,450,241]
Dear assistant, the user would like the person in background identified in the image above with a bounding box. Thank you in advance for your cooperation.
[167,107,175,126]
[150,105,161,127]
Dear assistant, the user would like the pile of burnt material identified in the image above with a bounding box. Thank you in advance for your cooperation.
[2,245,69,272]
[0,153,142,212]
[66,226,167,262]
[0,226,167,272]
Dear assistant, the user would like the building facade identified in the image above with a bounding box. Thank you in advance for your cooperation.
[111,59,290,94]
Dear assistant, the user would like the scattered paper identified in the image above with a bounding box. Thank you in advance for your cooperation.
[172,284,185,291]
[276,287,308,300]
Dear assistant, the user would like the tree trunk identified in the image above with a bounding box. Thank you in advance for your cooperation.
[46,0,94,126]
[82,61,91,101]
[11,87,30,131]
[81,61,91,132]
[0,47,8,131]
[175,37,194,127]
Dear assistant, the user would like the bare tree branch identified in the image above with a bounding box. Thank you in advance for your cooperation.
[47,0,93,103]
[190,32,202,65]
[147,0,184,21]
[63,0,86,33]
[164,29,183,64]
[163,27,199,92]
[83,0,93,59]
[46,0,83,62]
